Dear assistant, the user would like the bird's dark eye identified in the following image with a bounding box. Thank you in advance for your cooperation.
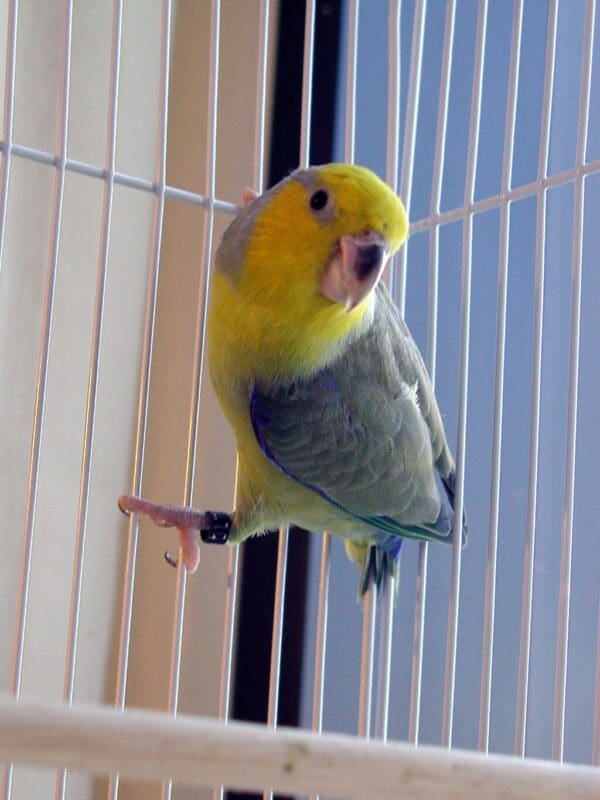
[309,189,329,211]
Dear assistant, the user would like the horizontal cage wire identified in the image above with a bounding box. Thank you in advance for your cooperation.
[0,1,599,799]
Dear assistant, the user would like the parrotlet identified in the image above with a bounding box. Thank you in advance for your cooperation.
[119,163,465,595]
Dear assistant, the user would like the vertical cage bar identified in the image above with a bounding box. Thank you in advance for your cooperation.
[211,538,239,800]
[594,602,600,764]
[2,2,73,797]
[266,5,317,797]
[266,0,316,772]
[441,0,487,749]
[214,7,272,799]
[253,0,270,195]
[311,534,332,735]
[266,0,317,747]
[372,0,404,745]
[107,0,166,795]
[263,528,290,800]
[216,0,270,735]
[161,0,213,797]
[514,0,558,757]
[385,0,401,195]
[10,0,73,697]
[215,10,272,783]
[266,529,289,732]
[408,542,428,744]
[409,0,456,745]
[216,0,271,741]
[340,0,377,743]
[60,29,117,704]
[180,2,219,513]
[310,0,359,765]
[0,14,18,785]
[384,0,402,307]
[384,0,402,300]
[299,0,316,168]
[308,542,330,800]
[396,0,426,317]
[374,579,394,740]
[309,540,331,748]
[270,0,316,738]
[309,540,330,800]
[552,0,595,763]
[478,0,522,755]
[0,0,17,280]
[57,0,124,795]
[344,0,359,165]
[358,590,377,739]
[215,543,239,725]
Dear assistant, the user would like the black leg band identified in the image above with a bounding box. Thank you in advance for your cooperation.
[200,511,232,544]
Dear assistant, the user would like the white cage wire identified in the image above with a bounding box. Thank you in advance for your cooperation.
[0,1,600,798]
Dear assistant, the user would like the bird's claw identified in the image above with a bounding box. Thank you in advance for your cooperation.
[117,495,132,516]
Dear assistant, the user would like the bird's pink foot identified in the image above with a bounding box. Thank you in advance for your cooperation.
[118,494,232,573]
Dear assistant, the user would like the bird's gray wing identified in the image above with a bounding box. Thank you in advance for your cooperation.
[250,286,458,544]
[375,283,455,478]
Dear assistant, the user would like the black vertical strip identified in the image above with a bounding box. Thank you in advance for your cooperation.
[268,0,308,183]
[269,0,343,184]
[227,3,342,799]
[307,0,344,168]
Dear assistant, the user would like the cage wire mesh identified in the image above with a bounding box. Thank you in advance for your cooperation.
[0,0,600,798]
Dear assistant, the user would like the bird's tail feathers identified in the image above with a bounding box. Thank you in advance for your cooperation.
[358,543,400,598]
[357,470,468,596]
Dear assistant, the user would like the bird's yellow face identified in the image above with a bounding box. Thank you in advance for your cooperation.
[239,164,409,320]
[210,164,409,382]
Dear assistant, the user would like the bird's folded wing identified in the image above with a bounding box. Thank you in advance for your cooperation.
[249,288,454,543]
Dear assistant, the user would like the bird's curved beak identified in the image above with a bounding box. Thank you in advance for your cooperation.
[320,231,388,312]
